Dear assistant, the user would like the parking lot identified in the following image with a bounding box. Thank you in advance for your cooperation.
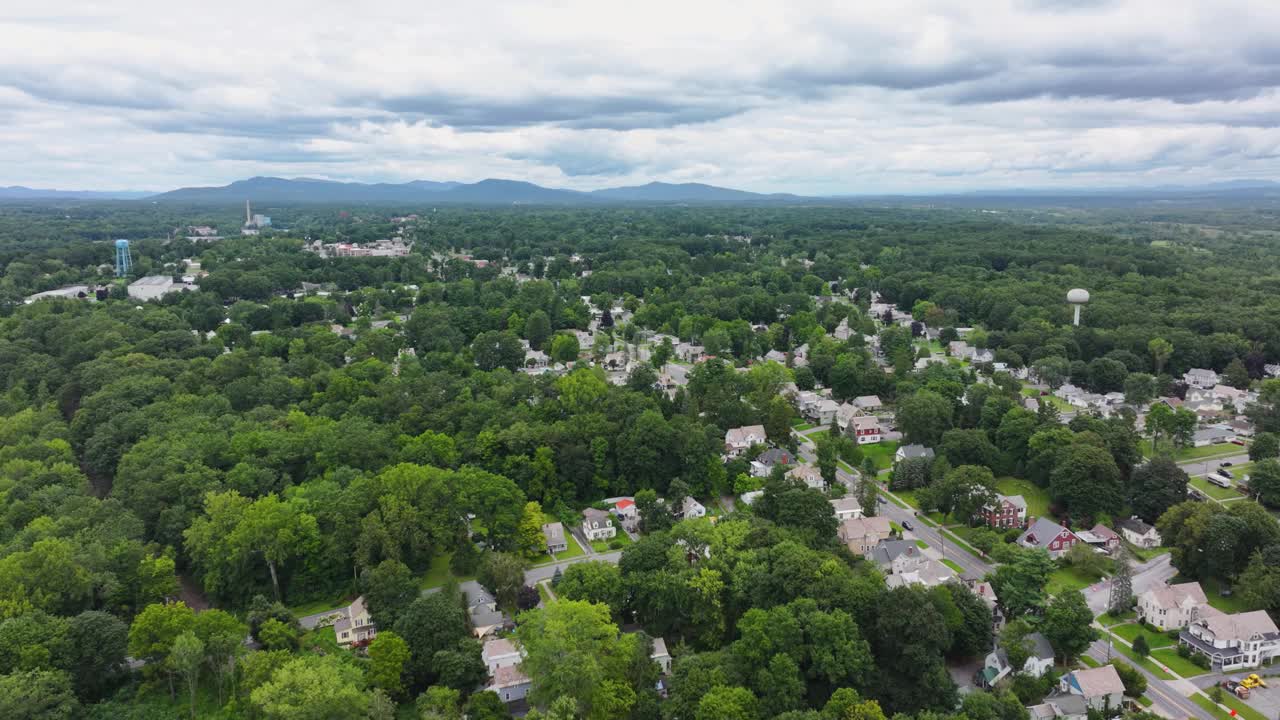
[1191,671,1280,717]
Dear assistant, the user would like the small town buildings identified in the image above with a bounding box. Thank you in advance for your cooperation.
[813,398,841,426]
[1138,581,1209,631]
[333,596,377,647]
[830,496,863,521]
[1059,666,1125,712]
[582,508,617,541]
[467,586,507,638]
[482,638,522,672]
[128,275,195,301]
[1027,696,1089,720]
[895,444,935,463]
[763,349,788,364]
[1018,517,1080,558]
[485,663,532,703]
[1181,610,1280,671]
[724,425,767,457]
[651,637,672,674]
[854,395,883,411]
[786,464,826,490]
[850,415,882,444]
[1184,368,1220,389]
[978,495,1028,529]
[24,285,97,304]
[1075,524,1121,552]
[613,498,638,530]
[1117,517,1161,549]
[980,632,1055,687]
[1193,427,1232,447]
[542,522,568,554]
[750,448,794,477]
[838,516,893,556]
[678,497,707,520]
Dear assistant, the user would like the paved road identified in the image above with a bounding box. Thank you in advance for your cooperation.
[1081,553,1176,615]
[796,441,995,580]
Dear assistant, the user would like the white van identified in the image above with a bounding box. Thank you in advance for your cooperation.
[1207,473,1233,488]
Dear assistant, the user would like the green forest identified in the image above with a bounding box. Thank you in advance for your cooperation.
[3,201,1280,720]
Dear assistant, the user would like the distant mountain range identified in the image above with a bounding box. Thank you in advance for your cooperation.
[4,176,1279,206]
[146,176,806,205]
[0,185,150,200]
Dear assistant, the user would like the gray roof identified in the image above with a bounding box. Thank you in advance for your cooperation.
[898,444,935,460]
[870,539,921,567]
[757,448,793,465]
[1117,517,1156,535]
[583,507,611,523]
[1020,516,1072,548]
[1027,632,1054,660]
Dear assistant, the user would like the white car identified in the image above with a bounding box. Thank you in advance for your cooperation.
[1207,473,1233,488]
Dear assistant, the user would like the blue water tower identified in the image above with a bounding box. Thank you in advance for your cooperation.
[114,239,132,278]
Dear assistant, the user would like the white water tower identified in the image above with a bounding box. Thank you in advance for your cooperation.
[1067,288,1090,326]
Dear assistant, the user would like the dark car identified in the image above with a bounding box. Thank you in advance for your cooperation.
[901,520,914,531]
[1221,461,1234,467]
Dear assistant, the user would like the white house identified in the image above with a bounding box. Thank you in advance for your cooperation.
[1138,582,1210,631]
[830,496,863,521]
[1117,517,1161,549]
[724,425,767,457]
[786,464,826,490]
[813,398,841,426]
[678,496,707,520]
[581,508,617,541]
[895,444,935,463]
[651,637,672,674]
[1184,368,1220,389]
[483,638,522,673]
[333,596,377,647]
[1181,610,1280,671]
[542,522,568,554]
[980,632,1055,687]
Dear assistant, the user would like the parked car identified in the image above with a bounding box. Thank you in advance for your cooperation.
[1220,468,1234,478]
[901,520,914,531]
[1221,461,1234,467]
[1232,439,1247,446]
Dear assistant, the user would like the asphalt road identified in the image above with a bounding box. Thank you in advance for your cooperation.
[1086,638,1215,720]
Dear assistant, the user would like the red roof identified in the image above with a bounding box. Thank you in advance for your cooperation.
[615,499,635,510]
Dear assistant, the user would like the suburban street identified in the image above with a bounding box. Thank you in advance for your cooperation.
[1085,638,1214,720]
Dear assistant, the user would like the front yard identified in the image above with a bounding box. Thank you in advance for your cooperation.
[993,477,1051,518]
[1140,440,1246,461]
[590,531,634,553]
[1046,565,1104,596]
[1112,622,1174,649]
[862,440,900,470]
[1189,475,1243,502]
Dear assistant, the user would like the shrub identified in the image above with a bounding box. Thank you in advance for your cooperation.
[1192,653,1210,669]
[608,539,624,550]
[1132,635,1149,658]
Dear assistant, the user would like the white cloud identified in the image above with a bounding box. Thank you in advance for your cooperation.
[1,0,1279,192]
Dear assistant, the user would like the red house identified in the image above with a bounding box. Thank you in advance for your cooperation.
[1018,517,1080,558]
[978,494,1028,529]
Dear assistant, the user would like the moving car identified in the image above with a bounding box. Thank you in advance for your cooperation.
[901,520,914,531]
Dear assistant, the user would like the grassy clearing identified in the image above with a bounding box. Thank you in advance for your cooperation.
[1112,622,1174,648]
[1138,696,1153,707]
[916,539,929,549]
[942,559,963,573]
[536,582,552,605]
[1141,440,1245,461]
[862,441,900,470]
[1098,631,1175,680]
[1189,475,1245,501]
[420,552,477,590]
[1046,566,1103,596]
[792,422,815,431]
[590,531,634,553]
[1079,655,1100,668]
[1097,609,1136,627]
[993,477,1051,518]
[301,625,342,655]
[1124,542,1171,562]
[1149,648,1208,677]
[1202,577,1251,613]
[880,490,910,510]
[290,596,351,617]
[805,429,830,442]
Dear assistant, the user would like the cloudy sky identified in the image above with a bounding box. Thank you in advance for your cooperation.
[4,0,1280,194]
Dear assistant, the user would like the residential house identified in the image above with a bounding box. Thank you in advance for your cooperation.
[1077,524,1121,552]
[483,638,522,672]
[525,349,549,368]
[838,516,894,556]
[724,425,767,458]
[1027,697,1089,720]
[850,415,883,444]
[334,596,377,647]
[1059,665,1125,712]
[871,541,956,589]
[978,495,1028,529]
[1184,368,1220,389]
[813,398,841,426]
[678,496,707,520]
[613,498,638,530]
[750,448,794,478]
[786,464,826,490]
[793,343,810,367]
[1117,517,1161,549]
[1193,427,1231,447]
[854,395,883,411]
[1018,517,1080,558]
[675,342,705,363]
[980,632,1055,687]
[603,351,627,370]
[895,444,936,463]
[794,391,822,417]
[830,496,863,521]
[1181,610,1280,671]
[487,665,532,703]
[972,348,995,364]
[651,637,672,674]
[467,586,507,638]
[582,508,617,541]
[542,522,568,554]
[763,349,788,364]
[1138,582,1210,631]
[835,403,862,434]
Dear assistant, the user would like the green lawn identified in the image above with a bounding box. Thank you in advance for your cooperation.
[420,552,477,590]
[1021,387,1072,411]
[896,489,921,508]
[1218,691,1270,720]
[1141,440,1246,461]
[1190,475,1244,501]
[1138,696,1154,707]
[1079,655,1100,668]
[591,531,634,553]
[1149,648,1208,677]
[301,625,342,656]
[915,539,929,550]
[941,559,963,573]
[792,421,815,431]
[993,477,1051,518]
[290,596,352,617]
[1097,609,1136,627]
[1098,631,1175,680]
[1112,622,1174,649]
[1124,542,1171,562]
[536,582,553,605]
[532,535,587,566]
[1202,577,1251,613]
[1046,566,1104,596]
[862,441,900,470]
